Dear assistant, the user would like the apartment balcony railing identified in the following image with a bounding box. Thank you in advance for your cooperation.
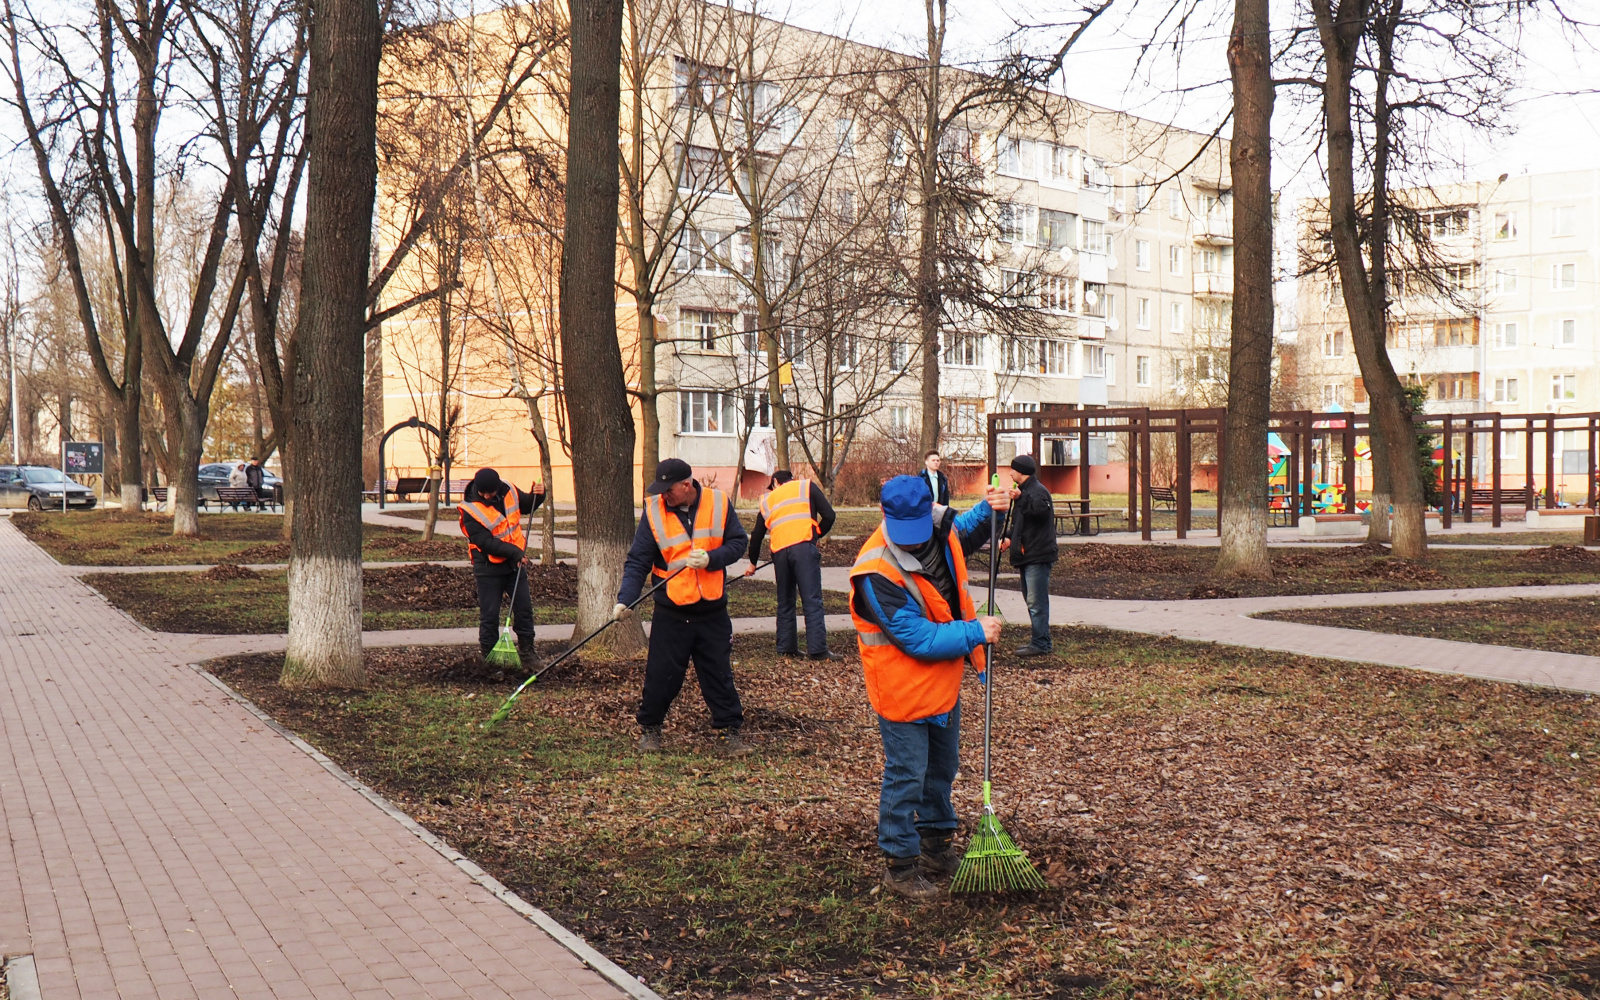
[1193,273,1231,297]
[1192,213,1232,245]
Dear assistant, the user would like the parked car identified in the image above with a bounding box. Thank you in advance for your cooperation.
[0,465,97,511]
[197,462,283,503]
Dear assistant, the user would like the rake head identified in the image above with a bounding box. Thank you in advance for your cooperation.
[486,619,520,668]
[949,809,1046,894]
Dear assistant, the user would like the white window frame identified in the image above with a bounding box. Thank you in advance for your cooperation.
[942,332,986,368]
[1559,317,1577,346]
[1493,377,1519,403]
[1136,297,1151,330]
[1494,212,1516,240]
[1168,244,1183,276]
[835,118,855,157]
[1552,262,1577,290]
[1493,322,1518,350]
[1079,219,1106,254]
[1167,187,1182,219]
[1135,354,1151,387]
[1042,339,1071,376]
[1169,301,1182,333]
[1494,268,1517,293]
[681,308,733,351]
[679,389,738,435]
[1041,274,1072,314]
[1135,240,1150,271]
[996,134,1035,179]
[1552,373,1577,401]
[1553,204,1577,238]
[1085,344,1106,377]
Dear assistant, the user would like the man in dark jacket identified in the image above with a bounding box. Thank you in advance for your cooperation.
[245,457,267,509]
[1002,455,1058,657]
[921,450,951,505]
[745,470,839,660]
[459,467,545,671]
[615,458,750,755]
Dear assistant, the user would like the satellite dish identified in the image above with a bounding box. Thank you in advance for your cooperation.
[1107,316,1120,331]
[1058,245,1074,263]
[1107,256,1119,270]
[1084,288,1099,306]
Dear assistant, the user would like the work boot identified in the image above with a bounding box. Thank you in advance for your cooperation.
[883,857,944,900]
[639,725,664,753]
[807,649,843,661]
[719,727,755,757]
[918,830,960,879]
[517,641,540,678]
[1013,645,1049,658]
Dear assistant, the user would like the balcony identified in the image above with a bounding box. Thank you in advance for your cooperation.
[1192,212,1232,245]
[1193,273,1231,297]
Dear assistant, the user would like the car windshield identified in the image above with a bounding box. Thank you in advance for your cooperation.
[24,468,69,485]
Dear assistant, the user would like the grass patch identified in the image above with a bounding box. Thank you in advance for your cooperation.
[85,565,849,634]
[1259,595,1600,657]
[12,510,467,565]
[210,627,1600,998]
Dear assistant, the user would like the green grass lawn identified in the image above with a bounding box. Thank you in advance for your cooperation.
[1258,595,1600,657]
[84,565,850,634]
[210,626,1600,999]
[11,510,466,565]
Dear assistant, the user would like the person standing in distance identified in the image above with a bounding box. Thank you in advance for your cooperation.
[459,467,546,673]
[1000,455,1058,657]
[921,450,951,505]
[849,474,1010,899]
[614,458,751,755]
[745,470,838,660]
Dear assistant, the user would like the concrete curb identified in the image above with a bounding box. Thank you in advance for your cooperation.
[2,955,41,1000]
[188,662,665,1000]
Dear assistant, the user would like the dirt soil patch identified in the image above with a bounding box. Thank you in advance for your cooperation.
[209,628,1600,999]
[1034,542,1598,599]
[201,563,261,583]
[1259,595,1600,658]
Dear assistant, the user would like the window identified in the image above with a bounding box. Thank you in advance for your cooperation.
[941,397,982,435]
[1081,156,1109,191]
[1080,219,1106,254]
[1322,383,1347,408]
[1135,240,1150,271]
[744,391,772,429]
[833,189,855,222]
[1493,322,1518,349]
[889,405,911,436]
[1199,248,1220,274]
[999,202,1036,244]
[1081,282,1106,318]
[1553,204,1577,237]
[888,340,909,371]
[1494,377,1519,403]
[1041,274,1073,313]
[888,129,908,166]
[942,332,985,367]
[887,198,907,235]
[1105,351,1116,386]
[779,183,806,219]
[679,390,737,434]
[1441,265,1476,292]
[1003,336,1037,373]
[1552,263,1577,290]
[1494,268,1517,293]
[1168,244,1183,275]
[1135,354,1151,386]
[1046,145,1076,184]
[1494,212,1516,240]
[835,118,855,157]
[996,135,1035,178]
[673,56,730,113]
[1434,375,1473,401]
[835,335,858,370]
[1039,209,1076,249]
[740,314,762,356]
[1085,344,1106,377]
[781,327,808,367]
[673,228,733,274]
[1559,317,1577,346]
[1432,317,1477,346]
[680,144,730,194]
[1424,208,1469,238]
[1323,330,1345,357]
[1135,181,1152,209]
[681,309,733,350]
[1169,301,1182,332]
[1167,187,1183,219]
[1043,340,1071,375]
[1136,297,1151,329]
[1194,355,1220,382]
[999,269,1038,307]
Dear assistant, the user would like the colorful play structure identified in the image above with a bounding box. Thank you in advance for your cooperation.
[985,405,1600,539]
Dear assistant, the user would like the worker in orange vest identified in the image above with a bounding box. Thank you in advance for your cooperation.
[614,458,751,756]
[459,467,545,672]
[849,473,1009,899]
[745,470,838,659]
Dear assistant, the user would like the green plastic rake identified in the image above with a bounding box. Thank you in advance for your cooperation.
[485,565,526,670]
[951,481,1045,894]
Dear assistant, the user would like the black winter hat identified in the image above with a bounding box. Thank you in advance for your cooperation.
[1009,455,1038,476]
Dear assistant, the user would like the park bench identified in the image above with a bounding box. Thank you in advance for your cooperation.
[1149,485,1178,510]
[146,486,168,511]
[1467,487,1532,509]
[210,486,276,512]
[364,476,430,503]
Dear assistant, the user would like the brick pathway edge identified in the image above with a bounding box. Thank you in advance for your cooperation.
[188,662,665,1000]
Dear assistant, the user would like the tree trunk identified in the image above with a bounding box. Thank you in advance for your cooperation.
[1366,419,1391,542]
[562,0,643,655]
[914,0,945,458]
[167,400,206,537]
[638,303,660,478]
[1213,0,1273,579]
[118,384,144,510]
[281,0,380,689]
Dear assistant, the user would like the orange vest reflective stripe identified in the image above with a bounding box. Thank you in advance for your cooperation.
[457,486,526,564]
[758,479,819,552]
[848,519,984,723]
[645,487,728,605]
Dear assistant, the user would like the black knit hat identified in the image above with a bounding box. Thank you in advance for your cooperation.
[1009,454,1038,476]
[471,468,507,496]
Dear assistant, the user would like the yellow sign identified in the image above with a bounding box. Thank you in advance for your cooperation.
[778,362,793,386]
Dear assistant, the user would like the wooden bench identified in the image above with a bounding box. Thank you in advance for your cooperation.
[366,476,430,502]
[211,486,276,512]
[1149,485,1178,510]
[1467,488,1531,509]
[146,486,168,511]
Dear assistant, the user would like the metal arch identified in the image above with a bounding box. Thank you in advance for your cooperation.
[377,416,443,509]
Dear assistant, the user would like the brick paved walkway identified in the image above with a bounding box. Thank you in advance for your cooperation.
[0,518,639,1000]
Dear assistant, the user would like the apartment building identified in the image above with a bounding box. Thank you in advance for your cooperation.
[1296,170,1600,479]
[374,2,1232,496]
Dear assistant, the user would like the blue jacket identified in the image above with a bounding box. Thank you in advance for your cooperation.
[850,501,995,663]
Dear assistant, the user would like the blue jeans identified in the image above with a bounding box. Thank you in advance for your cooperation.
[876,700,961,858]
[1019,561,1054,651]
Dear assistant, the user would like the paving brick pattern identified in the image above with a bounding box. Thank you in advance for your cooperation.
[0,519,627,1000]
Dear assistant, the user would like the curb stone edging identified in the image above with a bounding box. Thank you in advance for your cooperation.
[3,955,41,1000]
[188,663,665,1000]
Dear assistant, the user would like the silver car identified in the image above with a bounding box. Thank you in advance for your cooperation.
[0,465,98,511]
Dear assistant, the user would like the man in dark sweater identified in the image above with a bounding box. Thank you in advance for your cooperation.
[1001,455,1058,657]
[615,459,750,755]
[459,467,545,671]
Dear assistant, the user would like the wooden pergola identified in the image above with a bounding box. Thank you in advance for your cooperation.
[986,405,1600,540]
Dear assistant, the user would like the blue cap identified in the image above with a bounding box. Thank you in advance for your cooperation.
[880,474,934,546]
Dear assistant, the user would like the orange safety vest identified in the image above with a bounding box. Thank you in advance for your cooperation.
[758,478,819,552]
[645,486,729,605]
[458,486,526,564]
[848,518,984,723]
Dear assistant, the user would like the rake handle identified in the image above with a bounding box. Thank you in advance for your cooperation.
[983,491,1001,805]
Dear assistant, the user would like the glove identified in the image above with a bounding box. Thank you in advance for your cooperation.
[612,602,634,621]
[685,549,711,570]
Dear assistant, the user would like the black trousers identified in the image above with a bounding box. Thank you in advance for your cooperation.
[637,607,743,730]
[476,568,535,655]
[772,541,827,655]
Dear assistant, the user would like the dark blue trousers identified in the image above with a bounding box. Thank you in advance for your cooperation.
[637,608,744,729]
[476,569,535,655]
[773,541,828,656]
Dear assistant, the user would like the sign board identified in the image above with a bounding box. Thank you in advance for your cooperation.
[63,441,105,476]
[777,362,793,387]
